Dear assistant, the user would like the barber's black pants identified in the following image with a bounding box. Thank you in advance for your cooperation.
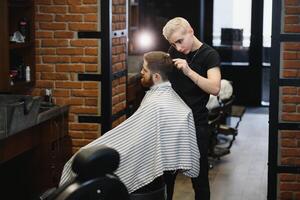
[164,124,210,200]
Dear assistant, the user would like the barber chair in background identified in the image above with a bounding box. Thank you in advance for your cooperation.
[40,146,130,200]
[207,96,232,168]
[207,80,246,168]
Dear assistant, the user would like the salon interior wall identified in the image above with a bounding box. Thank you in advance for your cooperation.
[274,0,300,198]
[34,0,128,152]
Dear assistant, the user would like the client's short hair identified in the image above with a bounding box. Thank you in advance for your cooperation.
[143,51,174,81]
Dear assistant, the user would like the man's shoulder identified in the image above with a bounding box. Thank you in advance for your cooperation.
[150,85,190,110]
[168,87,193,112]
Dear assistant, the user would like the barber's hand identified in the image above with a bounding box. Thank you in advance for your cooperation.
[173,58,191,76]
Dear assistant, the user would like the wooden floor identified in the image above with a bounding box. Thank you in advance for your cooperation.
[173,107,268,200]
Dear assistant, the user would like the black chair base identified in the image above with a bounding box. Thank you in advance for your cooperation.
[130,185,166,200]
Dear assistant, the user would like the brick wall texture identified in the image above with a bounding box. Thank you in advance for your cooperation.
[281,85,300,122]
[282,43,300,79]
[278,173,300,199]
[111,0,127,126]
[279,131,300,166]
[284,0,300,33]
[34,0,127,152]
[279,0,300,198]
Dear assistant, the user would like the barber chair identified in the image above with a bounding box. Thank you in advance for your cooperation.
[208,105,229,169]
[216,95,237,148]
[130,177,166,200]
[40,145,166,200]
[208,96,235,168]
[208,94,247,168]
[41,146,130,200]
[217,95,246,149]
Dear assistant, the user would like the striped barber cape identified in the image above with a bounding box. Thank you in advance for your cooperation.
[60,81,200,193]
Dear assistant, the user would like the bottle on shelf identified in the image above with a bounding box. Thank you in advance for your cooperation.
[9,74,14,86]
[44,89,53,103]
[16,64,25,81]
[25,65,30,82]
[9,69,18,85]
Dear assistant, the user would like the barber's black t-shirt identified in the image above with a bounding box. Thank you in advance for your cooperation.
[168,43,220,124]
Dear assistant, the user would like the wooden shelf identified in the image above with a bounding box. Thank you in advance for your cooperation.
[12,80,33,86]
[9,42,32,50]
[0,0,35,93]
[8,0,32,8]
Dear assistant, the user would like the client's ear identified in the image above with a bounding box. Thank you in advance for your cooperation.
[152,73,162,83]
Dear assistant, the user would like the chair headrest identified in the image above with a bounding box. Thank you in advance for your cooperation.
[72,145,120,181]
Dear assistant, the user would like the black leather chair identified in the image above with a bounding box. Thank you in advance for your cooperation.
[208,96,235,168]
[42,145,130,200]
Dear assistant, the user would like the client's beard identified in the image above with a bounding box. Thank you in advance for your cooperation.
[141,76,154,88]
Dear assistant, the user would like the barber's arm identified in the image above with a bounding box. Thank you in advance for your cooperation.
[172,58,221,95]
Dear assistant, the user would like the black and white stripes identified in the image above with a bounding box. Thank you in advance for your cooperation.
[59,81,200,193]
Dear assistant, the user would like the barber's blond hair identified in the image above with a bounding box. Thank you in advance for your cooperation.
[162,17,191,40]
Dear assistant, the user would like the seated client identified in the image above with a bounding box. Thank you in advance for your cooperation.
[60,51,200,194]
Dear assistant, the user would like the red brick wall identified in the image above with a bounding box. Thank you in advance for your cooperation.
[278,0,300,198]
[34,0,127,152]
[278,129,300,199]
[281,85,300,122]
[279,130,300,166]
[281,43,300,79]
[278,173,300,199]
[111,0,127,127]
[284,0,300,33]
